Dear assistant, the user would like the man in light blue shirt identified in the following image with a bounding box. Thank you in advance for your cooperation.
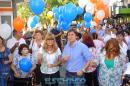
[62,29,92,86]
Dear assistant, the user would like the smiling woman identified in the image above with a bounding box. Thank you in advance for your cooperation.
[11,44,36,86]
[37,32,61,86]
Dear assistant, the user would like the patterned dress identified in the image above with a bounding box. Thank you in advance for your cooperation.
[96,51,127,86]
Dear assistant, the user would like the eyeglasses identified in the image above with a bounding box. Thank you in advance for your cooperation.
[47,38,54,40]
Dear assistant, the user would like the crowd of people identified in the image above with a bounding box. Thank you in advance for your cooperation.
[0,22,130,86]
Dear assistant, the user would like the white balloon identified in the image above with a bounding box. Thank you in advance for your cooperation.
[104,20,107,23]
[0,24,12,40]
[91,21,97,26]
[96,10,105,20]
[85,2,95,14]
[103,0,110,5]
[78,0,89,8]
[27,16,33,29]
[47,11,53,17]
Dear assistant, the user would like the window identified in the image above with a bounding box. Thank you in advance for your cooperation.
[1,16,11,27]
[0,1,12,8]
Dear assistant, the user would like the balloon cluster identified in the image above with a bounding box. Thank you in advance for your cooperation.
[13,0,45,32]
[52,3,84,31]
[84,12,92,28]
[78,0,110,26]
[28,0,45,29]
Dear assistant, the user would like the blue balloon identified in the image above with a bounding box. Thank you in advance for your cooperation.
[30,21,37,28]
[54,13,59,20]
[77,7,84,15]
[85,22,91,28]
[77,23,80,28]
[84,12,92,22]
[59,6,65,14]
[52,7,58,13]
[19,58,32,72]
[29,0,45,15]
[57,23,61,32]
[58,15,64,22]
[90,29,96,33]
[60,21,71,31]
[33,15,40,23]
[63,3,77,21]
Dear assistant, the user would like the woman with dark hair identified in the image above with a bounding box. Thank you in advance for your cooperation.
[11,44,36,86]
[29,30,43,85]
[82,32,98,86]
[88,38,127,86]
[92,33,104,54]
[116,32,128,56]
[0,36,13,86]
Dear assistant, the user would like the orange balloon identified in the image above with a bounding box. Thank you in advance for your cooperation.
[13,17,24,32]
[96,0,105,10]
[90,0,97,3]
[103,6,109,18]
[93,16,100,25]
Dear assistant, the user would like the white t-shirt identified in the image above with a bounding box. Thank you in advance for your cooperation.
[103,34,111,43]
[124,63,130,74]
[93,39,104,54]
[38,47,61,74]
[120,42,128,56]
[7,37,26,57]
[7,37,26,49]
[124,35,130,45]
[29,40,43,63]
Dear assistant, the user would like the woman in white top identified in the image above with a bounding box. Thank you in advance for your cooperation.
[92,33,104,54]
[38,32,61,86]
[29,30,43,85]
[124,31,130,45]
[11,44,36,86]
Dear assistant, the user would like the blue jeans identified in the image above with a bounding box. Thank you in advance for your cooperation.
[66,71,85,86]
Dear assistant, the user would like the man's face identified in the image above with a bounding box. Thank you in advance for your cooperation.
[67,31,77,43]
[16,31,23,39]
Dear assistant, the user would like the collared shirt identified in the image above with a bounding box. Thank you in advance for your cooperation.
[62,41,92,72]
[29,40,43,63]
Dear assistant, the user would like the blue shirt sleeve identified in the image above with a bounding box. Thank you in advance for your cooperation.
[81,43,92,62]
[62,45,69,58]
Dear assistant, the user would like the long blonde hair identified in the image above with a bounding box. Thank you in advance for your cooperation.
[43,32,58,53]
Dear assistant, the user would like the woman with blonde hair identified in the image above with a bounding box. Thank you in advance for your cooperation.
[87,38,127,86]
[37,32,61,86]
